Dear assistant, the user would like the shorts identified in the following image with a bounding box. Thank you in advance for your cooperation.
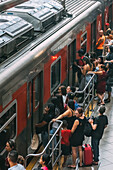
[61,144,71,155]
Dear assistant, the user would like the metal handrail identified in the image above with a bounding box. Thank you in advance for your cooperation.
[74,73,95,117]
[25,120,63,168]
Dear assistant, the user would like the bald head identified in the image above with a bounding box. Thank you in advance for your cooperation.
[99,30,104,36]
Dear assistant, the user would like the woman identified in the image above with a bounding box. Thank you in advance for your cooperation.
[68,107,86,168]
[5,139,16,170]
[39,154,52,170]
[88,65,107,105]
[81,56,93,76]
[52,100,76,130]
[35,103,55,147]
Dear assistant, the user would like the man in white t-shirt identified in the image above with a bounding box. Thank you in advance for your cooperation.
[8,150,25,170]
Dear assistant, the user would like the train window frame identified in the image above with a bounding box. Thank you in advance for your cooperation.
[0,100,17,154]
[51,56,61,94]
[34,76,40,109]
[80,31,87,54]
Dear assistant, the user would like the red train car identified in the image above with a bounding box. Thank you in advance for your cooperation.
[0,0,113,158]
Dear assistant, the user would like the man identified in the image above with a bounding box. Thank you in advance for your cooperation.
[96,30,105,57]
[89,106,108,165]
[73,49,85,84]
[105,23,111,36]
[104,45,113,103]
[8,150,25,170]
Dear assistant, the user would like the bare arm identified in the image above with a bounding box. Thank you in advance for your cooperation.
[89,119,97,130]
[52,109,70,122]
[71,119,79,133]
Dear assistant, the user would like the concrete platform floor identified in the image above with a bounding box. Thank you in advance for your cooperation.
[61,97,113,170]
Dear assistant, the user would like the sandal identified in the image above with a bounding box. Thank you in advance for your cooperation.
[68,165,76,168]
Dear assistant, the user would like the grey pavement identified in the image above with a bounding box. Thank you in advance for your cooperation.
[61,97,113,170]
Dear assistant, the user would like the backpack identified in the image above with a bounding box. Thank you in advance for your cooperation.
[84,119,92,137]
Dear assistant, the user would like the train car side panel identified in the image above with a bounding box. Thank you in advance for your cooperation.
[60,46,67,83]
[13,83,27,136]
[86,24,91,52]
[96,14,102,40]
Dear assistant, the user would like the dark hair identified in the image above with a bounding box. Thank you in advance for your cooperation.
[98,56,104,64]
[48,103,55,117]
[42,154,52,170]
[83,56,92,68]
[8,150,18,163]
[67,92,74,100]
[68,99,75,110]
[77,107,83,114]
[99,106,106,114]
[70,86,76,93]
[8,139,16,150]
[61,86,66,95]
[62,120,68,128]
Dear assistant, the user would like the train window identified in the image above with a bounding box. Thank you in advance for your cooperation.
[0,101,16,153]
[51,57,61,92]
[34,76,40,108]
[81,31,87,54]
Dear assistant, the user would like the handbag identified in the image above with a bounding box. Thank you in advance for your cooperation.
[31,133,40,150]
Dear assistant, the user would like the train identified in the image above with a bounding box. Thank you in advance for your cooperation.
[0,0,113,157]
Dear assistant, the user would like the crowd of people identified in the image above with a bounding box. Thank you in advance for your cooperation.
[1,23,113,170]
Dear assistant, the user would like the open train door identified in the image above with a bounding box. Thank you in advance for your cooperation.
[91,20,96,52]
[27,71,43,151]
[67,39,76,86]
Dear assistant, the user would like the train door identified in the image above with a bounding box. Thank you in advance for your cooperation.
[91,20,96,52]
[27,71,43,148]
[109,4,112,29]
[68,40,76,86]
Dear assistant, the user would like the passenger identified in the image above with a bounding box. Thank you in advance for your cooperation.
[60,86,67,106]
[105,23,111,36]
[104,45,113,103]
[66,92,79,110]
[51,96,61,116]
[81,56,93,76]
[7,150,25,170]
[89,106,108,165]
[68,107,86,168]
[55,93,65,114]
[39,154,52,170]
[96,30,105,56]
[61,120,71,167]
[73,49,85,84]
[35,103,55,147]
[88,65,107,105]
[52,99,76,130]
[5,139,16,170]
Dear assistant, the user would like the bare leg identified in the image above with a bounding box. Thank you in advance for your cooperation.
[78,146,83,166]
[72,147,77,166]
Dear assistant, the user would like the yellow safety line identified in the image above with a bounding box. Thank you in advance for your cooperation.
[26,145,44,170]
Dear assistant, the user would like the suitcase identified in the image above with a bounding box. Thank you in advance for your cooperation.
[83,144,93,166]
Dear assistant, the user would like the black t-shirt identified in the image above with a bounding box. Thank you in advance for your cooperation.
[92,115,108,139]
[42,114,53,132]
[106,53,113,77]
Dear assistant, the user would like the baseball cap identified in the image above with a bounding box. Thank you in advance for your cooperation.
[105,23,109,26]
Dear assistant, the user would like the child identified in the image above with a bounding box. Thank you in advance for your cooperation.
[61,120,71,167]
[39,154,52,170]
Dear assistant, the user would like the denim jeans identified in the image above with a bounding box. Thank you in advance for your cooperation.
[41,131,48,147]
[91,137,100,162]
